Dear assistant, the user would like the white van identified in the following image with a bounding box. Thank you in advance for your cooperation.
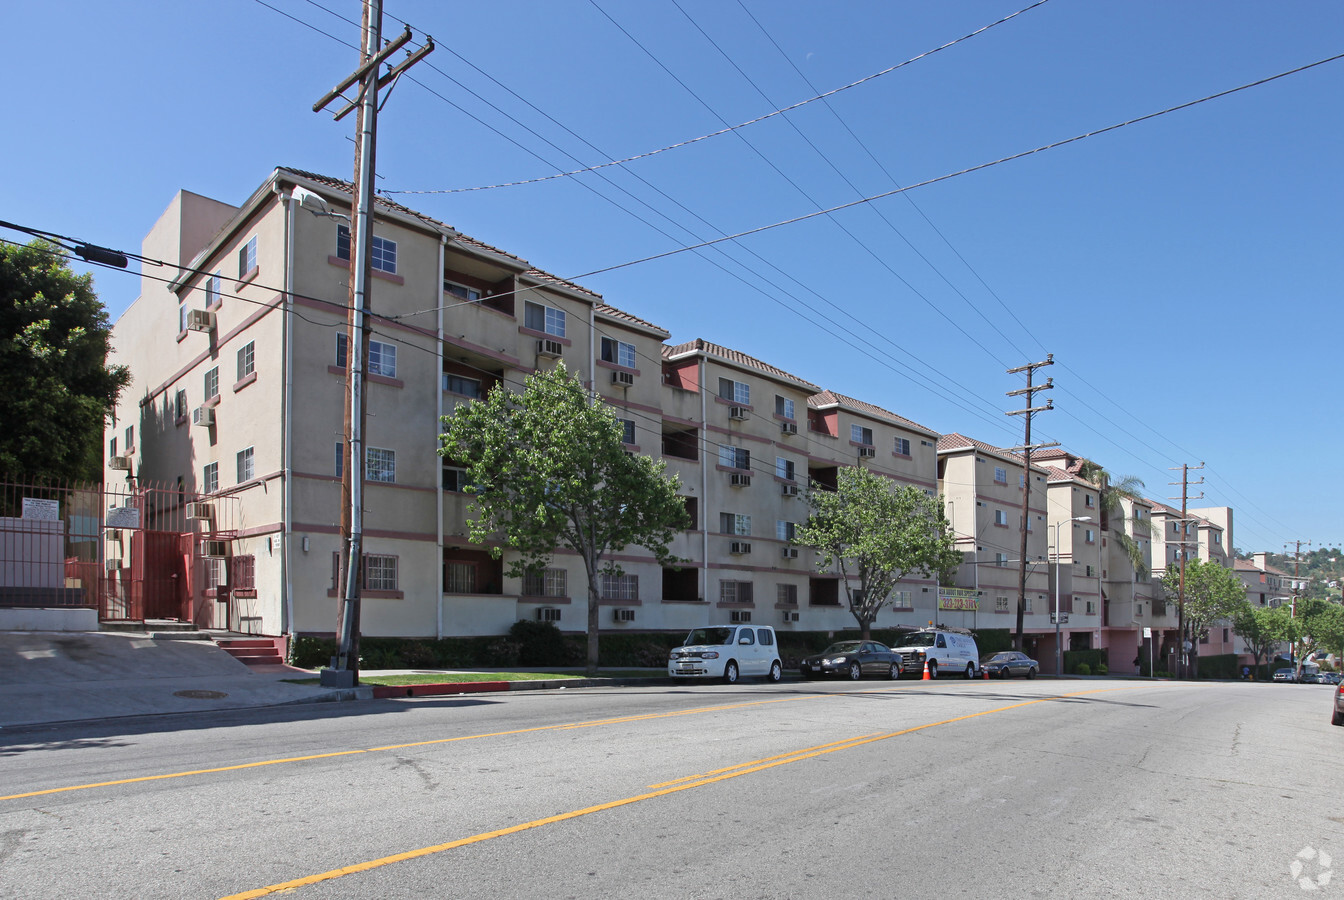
[668,625,783,684]
[889,629,980,679]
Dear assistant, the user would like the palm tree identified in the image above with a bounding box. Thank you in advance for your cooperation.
[1076,460,1151,578]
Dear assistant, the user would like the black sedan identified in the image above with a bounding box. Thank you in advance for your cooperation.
[800,641,904,680]
[980,651,1038,679]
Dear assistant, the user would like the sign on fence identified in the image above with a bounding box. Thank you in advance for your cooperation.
[22,498,60,520]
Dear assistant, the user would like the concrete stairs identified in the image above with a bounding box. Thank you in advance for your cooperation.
[215,637,286,667]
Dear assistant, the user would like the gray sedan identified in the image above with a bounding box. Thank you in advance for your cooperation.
[980,651,1038,679]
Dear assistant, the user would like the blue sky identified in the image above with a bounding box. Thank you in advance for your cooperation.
[3,1,1340,553]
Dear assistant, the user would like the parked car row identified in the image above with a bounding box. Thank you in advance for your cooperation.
[1273,668,1341,685]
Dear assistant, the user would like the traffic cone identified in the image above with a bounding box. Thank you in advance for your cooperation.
[922,661,931,681]
[982,667,990,680]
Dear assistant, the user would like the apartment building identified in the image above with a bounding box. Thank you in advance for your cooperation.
[105,169,950,640]
[935,433,1050,635]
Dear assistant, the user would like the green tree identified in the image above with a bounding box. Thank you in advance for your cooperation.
[0,240,129,484]
[439,362,689,675]
[1076,461,1151,577]
[1298,598,1344,666]
[1231,602,1293,678]
[1161,558,1244,677]
[796,466,961,640]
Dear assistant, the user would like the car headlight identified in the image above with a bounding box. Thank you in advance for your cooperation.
[702,651,719,659]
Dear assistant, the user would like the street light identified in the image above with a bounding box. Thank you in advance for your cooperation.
[1053,515,1092,677]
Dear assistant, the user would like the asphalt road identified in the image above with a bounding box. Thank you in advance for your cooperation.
[1,678,1340,899]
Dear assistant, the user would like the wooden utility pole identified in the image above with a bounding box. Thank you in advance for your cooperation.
[1006,355,1057,652]
[1169,462,1203,679]
[312,1,433,687]
[1286,539,1311,673]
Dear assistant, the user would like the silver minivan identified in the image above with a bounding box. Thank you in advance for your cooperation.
[668,625,783,684]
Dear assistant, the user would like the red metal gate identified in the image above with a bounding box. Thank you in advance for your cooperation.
[131,530,188,620]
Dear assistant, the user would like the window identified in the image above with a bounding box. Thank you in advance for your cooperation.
[445,562,475,594]
[718,444,749,470]
[720,513,751,536]
[994,466,1008,484]
[109,437,117,458]
[893,437,911,456]
[996,596,1010,611]
[336,333,348,369]
[1085,494,1095,508]
[1085,529,1096,543]
[600,337,636,368]
[994,509,1008,526]
[203,462,218,494]
[776,457,794,480]
[523,568,567,598]
[718,377,750,405]
[336,225,397,275]
[1213,532,1222,545]
[1024,598,1034,613]
[850,424,873,445]
[335,443,344,478]
[368,340,397,378]
[231,555,256,591]
[366,447,395,483]
[238,236,257,278]
[204,558,227,589]
[614,418,636,445]
[237,341,255,381]
[776,521,796,542]
[777,583,797,605]
[444,280,481,302]
[206,273,221,308]
[204,366,219,401]
[720,580,753,604]
[442,461,470,491]
[236,448,255,483]
[775,396,794,419]
[1085,565,1096,577]
[994,553,1008,566]
[443,374,482,398]
[124,426,133,450]
[600,573,639,601]
[890,590,913,610]
[524,300,566,337]
[175,389,187,419]
[178,303,187,333]
[364,555,398,591]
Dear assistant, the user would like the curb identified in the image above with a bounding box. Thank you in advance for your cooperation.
[368,677,670,698]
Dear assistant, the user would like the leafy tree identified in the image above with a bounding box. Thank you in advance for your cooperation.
[439,362,689,675]
[1231,602,1293,678]
[1297,598,1344,666]
[1076,461,1151,577]
[1160,558,1244,677]
[797,465,961,640]
[0,240,129,484]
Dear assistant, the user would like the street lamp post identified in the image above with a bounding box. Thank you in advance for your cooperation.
[1053,515,1092,677]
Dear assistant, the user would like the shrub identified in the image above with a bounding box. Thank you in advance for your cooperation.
[1076,662,1092,676]
[509,620,568,666]
[1094,662,1108,676]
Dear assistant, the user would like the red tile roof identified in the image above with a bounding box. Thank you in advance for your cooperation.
[662,339,821,391]
[809,390,936,436]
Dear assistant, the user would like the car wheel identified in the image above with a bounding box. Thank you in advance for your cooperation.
[768,660,782,683]
[1026,667,1037,680]
[848,662,862,681]
[723,661,739,685]
[927,660,938,679]
[1333,709,1344,727]
[965,663,975,680]
[889,662,901,680]
[1001,668,1010,679]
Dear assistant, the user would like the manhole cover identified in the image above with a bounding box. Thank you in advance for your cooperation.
[173,690,228,700]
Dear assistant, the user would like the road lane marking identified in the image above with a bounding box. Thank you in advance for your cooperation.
[0,694,830,802]
[221,685,1151,899]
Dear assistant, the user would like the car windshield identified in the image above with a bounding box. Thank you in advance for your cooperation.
[898,632,936,648]
[822,642,863,655]
[983,652,1014,663]
[685,627,735,646]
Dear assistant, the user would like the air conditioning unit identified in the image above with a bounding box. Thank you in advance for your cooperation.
[728,407,748,421]
[105,558,123,571]
[201,540,231,559]
[108,455,132,471]
[612,608,635,623]
[857,447,876,458]
[186,309,216,332]
[192,406,215,427]
[730,473,751,487]
[781,547,798,559]
[611,370,635,387]
[781,483,798,497]
[781,611,799,623]
[730,610,752,623]
[185,502,213,520]
[537,607,561,623]
[780,421,798,435]
[537,339,563,358]
[730,541,752,555]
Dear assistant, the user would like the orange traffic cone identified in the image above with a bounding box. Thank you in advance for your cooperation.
[982,667,990,680]
[922,661,932,681]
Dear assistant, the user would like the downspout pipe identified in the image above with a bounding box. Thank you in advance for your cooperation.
[699,356,708,603]
[274,183,296,642]
[436,233,446,639]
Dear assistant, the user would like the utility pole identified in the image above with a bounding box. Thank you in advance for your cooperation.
[313,0,433,688]
[1286,539,1311,674]
[1006,354,1057,652]
[1168,462,1203,679]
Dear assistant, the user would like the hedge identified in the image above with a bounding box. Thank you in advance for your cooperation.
[1062,649,1107,675]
